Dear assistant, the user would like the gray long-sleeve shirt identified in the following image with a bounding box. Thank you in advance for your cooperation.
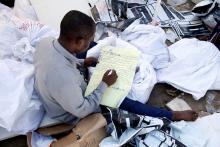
[34,37,107,124]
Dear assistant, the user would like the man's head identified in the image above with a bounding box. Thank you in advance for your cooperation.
[59,10,96,54]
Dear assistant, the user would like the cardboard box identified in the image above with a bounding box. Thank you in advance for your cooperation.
[52,113,107,147]
[37,124,73,136]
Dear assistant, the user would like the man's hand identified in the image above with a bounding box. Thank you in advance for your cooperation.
[102,69,118,87]
[84,57,98,67]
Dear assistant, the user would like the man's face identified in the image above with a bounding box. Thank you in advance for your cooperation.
[74,33,95,54]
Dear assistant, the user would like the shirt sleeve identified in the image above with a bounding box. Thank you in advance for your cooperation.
[49,69,107,118]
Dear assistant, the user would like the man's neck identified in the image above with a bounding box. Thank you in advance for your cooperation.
[58,38,76,54]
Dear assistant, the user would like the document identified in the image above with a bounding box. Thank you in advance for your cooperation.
[85,46,140,108]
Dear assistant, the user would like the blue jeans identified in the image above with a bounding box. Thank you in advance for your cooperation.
[120,98,173,120]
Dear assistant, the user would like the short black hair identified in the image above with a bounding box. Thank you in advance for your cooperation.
[60,10,96,41]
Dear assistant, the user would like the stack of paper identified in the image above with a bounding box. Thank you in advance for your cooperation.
[166,98,192,111]
[85,46,140,108]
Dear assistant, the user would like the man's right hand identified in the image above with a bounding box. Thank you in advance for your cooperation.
[102,69,118,87]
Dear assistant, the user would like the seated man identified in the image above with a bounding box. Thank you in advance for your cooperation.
[34,10,198,125]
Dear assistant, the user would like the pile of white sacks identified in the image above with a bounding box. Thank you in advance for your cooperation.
[88,20,220,103]
[0,1,57,133]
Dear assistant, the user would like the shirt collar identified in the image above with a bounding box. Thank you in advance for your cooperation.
[53,39,79,63]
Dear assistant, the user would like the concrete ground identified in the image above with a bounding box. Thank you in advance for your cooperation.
[148,84,207,111]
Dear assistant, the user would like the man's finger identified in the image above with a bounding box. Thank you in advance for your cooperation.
[111,69,118,74]
[104,69,111,76]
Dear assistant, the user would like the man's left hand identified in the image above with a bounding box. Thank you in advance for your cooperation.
[84,57,98,67]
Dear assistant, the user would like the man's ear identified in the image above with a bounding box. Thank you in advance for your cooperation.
[75,38,84,48]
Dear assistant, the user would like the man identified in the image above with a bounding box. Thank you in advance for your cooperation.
[34,10,198,125]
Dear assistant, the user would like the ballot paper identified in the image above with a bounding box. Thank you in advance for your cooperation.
[166,98,192,111]
[85,46,140,108]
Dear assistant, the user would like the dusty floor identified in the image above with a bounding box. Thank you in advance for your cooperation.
[0,135,27,147]
[149,84,207,111]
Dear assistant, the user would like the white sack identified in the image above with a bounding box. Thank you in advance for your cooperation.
[127,54,157,103]
[13,37,36,63]
[0,8,57,133]
[17,20,58,47]
[0,8,58,47]
[157,38,220,100]
[0,3,11,12]
[170,113,220,147]
[31,131,55,147]
[0,24,24,59]
[13,0,38,21]
[121,24,170,70]
[0,59,43,133]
